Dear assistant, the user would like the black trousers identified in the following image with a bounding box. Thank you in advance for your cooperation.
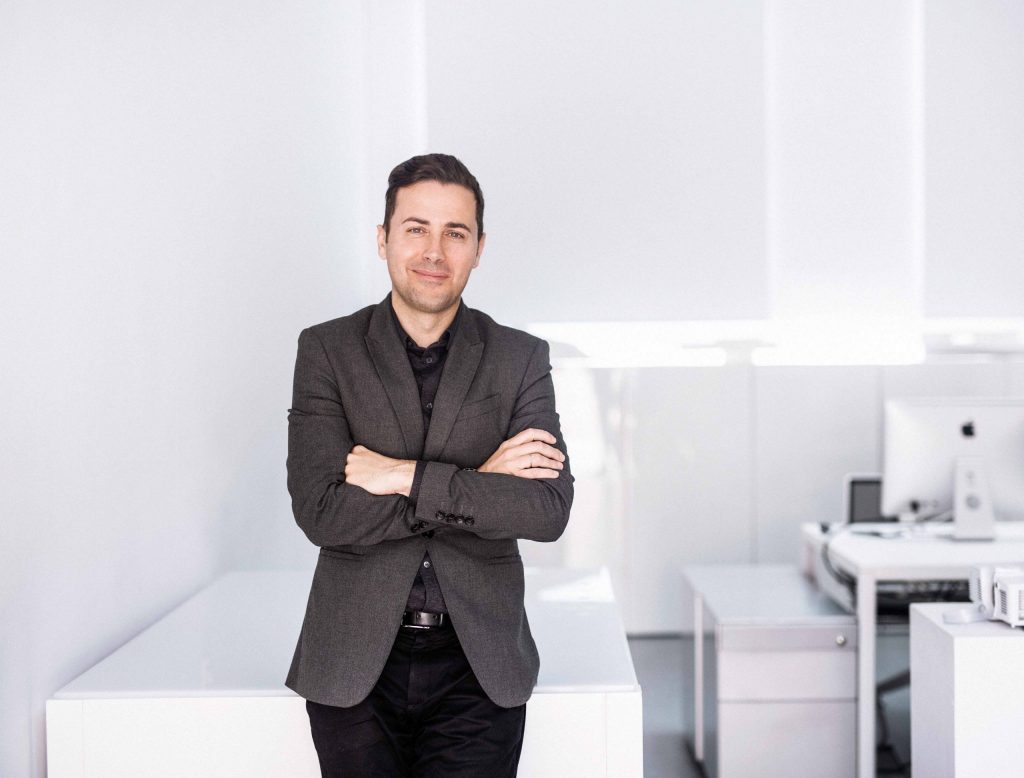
[305,623,526,777]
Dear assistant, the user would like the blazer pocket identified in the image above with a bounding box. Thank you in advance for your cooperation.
[487,553,522,565]
[454,394,500,423]
[319,546,366,561]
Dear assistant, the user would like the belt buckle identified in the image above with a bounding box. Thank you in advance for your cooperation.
[402,611,444,629]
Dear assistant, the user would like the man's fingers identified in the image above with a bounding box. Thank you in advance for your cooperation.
[504,428,557,448]
[511,467,560,480]
[509,441,564,462]
[513,453,563,471]
[479,430,563,476]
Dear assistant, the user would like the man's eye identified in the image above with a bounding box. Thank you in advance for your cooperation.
[446,231,466,240]
[408,227,424,234]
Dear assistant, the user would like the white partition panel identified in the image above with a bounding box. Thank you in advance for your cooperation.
[754,366,881,562]
[628,367,755,632]
[881,363,1008,401]
[1010,363,1024,396]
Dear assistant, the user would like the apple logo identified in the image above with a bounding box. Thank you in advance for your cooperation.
[961,420,975,438]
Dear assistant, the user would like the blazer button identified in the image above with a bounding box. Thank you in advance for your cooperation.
[435,511,444,521]
[465,517,475,526]
[455,517,465,525]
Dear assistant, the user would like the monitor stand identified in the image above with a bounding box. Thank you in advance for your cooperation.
[953,456,996,541]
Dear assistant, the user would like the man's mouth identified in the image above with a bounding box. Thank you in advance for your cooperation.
[411,268,448,280]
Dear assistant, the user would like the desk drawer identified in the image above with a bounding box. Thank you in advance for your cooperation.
[718,647,856,702]
[717,623,856,653]
[717,700,856,778]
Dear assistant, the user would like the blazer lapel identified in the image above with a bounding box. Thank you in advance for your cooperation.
[364,297,425,459]
[424,303,484,461]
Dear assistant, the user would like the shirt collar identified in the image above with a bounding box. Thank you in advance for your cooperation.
[389,298,462,352]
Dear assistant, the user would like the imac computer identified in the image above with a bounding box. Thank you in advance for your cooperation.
[882,398,1024,540]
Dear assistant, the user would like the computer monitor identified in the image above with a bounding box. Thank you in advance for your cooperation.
[882,398,1024,536]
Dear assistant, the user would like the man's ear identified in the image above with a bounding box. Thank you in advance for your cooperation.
[376,225,387,260]
[474,232,486,268]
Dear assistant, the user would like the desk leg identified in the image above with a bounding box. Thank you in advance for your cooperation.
[856,575,876,778]
[693,592,703,763]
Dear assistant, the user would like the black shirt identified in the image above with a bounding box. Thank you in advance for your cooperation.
[390,303,458,615]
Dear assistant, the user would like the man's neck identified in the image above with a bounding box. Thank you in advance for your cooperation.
[390,295,459,348]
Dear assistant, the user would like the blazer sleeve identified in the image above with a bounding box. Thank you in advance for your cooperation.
[413,338,574,542]
[287,327,424,547]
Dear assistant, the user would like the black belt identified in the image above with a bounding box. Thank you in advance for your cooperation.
[401,610,447,629]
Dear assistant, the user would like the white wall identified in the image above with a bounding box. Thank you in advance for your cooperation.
[0,1,366,774]
[765,0,923,340]
[417,0,1023,341]
[924,0,1024,317]
[424,0,769,326]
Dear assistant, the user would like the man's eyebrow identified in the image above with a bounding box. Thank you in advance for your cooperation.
[400,217,472,233]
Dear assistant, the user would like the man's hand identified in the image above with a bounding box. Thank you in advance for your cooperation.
[344,445,416,496]
[478,428,565,479]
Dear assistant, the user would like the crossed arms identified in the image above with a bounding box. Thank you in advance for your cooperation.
[345,427,565,496]
[287,328,574,548]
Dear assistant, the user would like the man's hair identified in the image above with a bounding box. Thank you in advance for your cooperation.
[383,153,484,238]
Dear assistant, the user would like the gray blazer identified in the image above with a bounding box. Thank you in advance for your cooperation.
[285,296,574,708]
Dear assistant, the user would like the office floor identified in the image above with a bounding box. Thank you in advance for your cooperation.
[627,635,911,778]
[626,636,698,778]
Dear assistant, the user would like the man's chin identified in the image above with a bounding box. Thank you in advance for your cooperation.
[397,290,460,317]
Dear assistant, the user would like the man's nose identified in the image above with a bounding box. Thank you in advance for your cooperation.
[423,236,444,262]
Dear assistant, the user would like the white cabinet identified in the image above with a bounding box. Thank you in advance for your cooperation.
[47,569,642,778]
[683,564,857,778]
[911,603,1024,778]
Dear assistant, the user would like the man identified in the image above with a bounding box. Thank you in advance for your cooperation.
[285,153,573,777]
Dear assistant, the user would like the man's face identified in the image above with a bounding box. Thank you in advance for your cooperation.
[377,180,485,318]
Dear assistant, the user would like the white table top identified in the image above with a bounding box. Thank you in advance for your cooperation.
[912,602,1024,641]
[803,522,1024,580]
[681,563,853,625]
[54,568,638,700]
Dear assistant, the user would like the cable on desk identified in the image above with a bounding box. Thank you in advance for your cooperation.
[914,508,954,524]
[820,524,858,604]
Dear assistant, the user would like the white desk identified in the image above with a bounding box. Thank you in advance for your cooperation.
[911,603,1024,778]
[47,568,642,777]
[802,522,1024,778]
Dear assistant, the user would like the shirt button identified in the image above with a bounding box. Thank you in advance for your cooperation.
[425,357,434,364]
[423,560,431,568]
[425,402,433,410]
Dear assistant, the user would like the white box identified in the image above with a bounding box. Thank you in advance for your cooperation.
[911,603,1024,778]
